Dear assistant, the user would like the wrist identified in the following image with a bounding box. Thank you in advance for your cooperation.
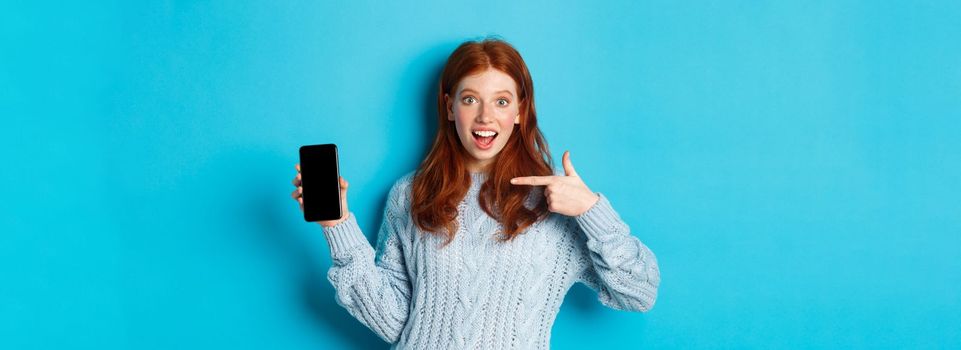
[318,212,351,228]
[578,193,600,216]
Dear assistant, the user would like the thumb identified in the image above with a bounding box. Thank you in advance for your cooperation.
[562,150,578,177]
[340,177,349,218]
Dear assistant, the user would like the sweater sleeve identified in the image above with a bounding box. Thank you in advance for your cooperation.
[573,192,660,312]
[321,179,413,344]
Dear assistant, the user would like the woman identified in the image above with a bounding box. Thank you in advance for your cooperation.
[291,38,660,349]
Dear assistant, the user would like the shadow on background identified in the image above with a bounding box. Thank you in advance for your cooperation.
[249,176,386,349]
[254,43,452,349]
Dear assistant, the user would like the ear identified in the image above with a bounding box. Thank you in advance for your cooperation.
[515,101,524,124]
[444,93,453,121]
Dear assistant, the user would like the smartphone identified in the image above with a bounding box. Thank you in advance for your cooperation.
[299,143,342,222]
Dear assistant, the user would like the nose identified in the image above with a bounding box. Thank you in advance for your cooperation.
[475,102,494,123]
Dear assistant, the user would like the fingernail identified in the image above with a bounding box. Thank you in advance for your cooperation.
[510,178,517,184]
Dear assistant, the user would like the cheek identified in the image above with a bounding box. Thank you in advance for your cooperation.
[451,108,469,128]
[453,106,475,124]
[500,108,518,127]
[497,117,517,141]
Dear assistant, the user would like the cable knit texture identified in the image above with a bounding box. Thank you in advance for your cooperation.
[321,170,660,349]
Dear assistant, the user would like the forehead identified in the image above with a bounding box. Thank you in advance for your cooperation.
[456,68,518,95]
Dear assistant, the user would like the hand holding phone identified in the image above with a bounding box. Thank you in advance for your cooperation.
[292,144,350,226]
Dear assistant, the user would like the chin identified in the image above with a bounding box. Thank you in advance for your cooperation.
[460,134,509,165]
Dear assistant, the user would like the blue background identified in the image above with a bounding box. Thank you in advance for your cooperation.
[2,1,960,348]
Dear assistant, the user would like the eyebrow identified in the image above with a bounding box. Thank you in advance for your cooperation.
[459,88,514,97]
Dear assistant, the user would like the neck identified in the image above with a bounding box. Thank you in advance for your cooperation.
[467,159,493,173]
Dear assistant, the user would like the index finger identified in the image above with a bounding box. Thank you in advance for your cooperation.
[510,176,557,186]
[295,164,300,172]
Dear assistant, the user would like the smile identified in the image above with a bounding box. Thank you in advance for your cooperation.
[472,130,498,150]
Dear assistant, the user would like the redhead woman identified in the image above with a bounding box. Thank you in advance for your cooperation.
[291,38,660,349]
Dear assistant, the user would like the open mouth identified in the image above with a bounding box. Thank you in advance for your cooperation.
[472,130,498,149]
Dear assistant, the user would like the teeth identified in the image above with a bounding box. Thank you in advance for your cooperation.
[473,130,497,137]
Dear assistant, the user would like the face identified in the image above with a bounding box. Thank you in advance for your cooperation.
[445,68,521,173]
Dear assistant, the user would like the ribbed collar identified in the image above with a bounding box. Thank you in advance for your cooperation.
[468,172,488,193]
[469,171,489,181]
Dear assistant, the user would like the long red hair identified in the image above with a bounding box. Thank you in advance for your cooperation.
[411,38,555,247]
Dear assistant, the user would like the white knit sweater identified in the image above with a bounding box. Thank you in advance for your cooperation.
[321,170,660,349]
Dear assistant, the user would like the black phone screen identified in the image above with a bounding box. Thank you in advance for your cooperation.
[299,144,342,222]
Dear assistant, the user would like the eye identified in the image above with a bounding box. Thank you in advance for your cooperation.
[462,96,477,104]
[496,98,510,106]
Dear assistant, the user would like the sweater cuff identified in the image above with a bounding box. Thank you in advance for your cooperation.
[321,212,368,255]
[574,193,625,241]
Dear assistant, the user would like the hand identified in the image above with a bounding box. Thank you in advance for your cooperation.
[292,163,350,227]
[510,150,600,217]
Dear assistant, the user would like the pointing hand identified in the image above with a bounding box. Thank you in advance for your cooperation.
[510,150,600,217]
